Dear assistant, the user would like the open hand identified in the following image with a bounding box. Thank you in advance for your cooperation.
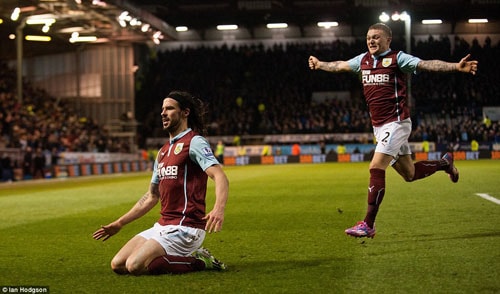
[92,223,121,241]
[458,54,478,75]
[203,209,224,233]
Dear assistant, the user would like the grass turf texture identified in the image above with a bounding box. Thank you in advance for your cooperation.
[0,160,499,294]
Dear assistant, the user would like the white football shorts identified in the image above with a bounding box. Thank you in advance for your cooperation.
[373,118,412,161]
[138,223,206,256]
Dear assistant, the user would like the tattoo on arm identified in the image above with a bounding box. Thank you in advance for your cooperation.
[137,194,149,206]
[323,61,344,72]
[150,183,160,199]
[137,184,160,206]
[419,60,456,72]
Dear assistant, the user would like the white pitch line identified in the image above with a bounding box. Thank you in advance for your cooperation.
[475,193,500,205]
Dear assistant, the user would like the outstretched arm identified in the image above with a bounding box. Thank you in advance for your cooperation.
[203,165,229,233]
[417,54,478,75]
[92,182,160,241]
[309,56,352,72]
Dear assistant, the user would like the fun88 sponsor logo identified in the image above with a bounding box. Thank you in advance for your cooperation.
[158,165,178,180]
[362,73,389,85]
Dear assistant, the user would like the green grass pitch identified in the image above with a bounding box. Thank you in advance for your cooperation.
[0,160,499,293]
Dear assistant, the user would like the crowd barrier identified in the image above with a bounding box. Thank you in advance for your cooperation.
[3,150,498,181]
[52,160,149,178]
[49,150,500,176]
[222,150,498,166]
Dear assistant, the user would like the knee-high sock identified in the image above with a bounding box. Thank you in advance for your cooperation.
[364,168,385,228]
[412,161,439,181]
[412,158,449,181]
[148,255,205,275]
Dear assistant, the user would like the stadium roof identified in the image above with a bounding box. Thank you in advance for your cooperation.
[131,0,499,30]
[0,0,499,58]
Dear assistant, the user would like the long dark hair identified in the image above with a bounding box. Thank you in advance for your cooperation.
[166,91,208,136]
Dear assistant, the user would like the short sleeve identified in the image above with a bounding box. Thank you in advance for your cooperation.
[347,52,366,73]
[397,51,421,74]
[189,136,220,171]
[151,159,159,184]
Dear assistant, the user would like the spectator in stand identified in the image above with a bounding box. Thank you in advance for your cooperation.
[471,139,479,152]
[33,147,46,179]
[1,153,14,182]
[337,144,346,155]
[50,147,60,178]
[22,146,33,179]
[215,140,225,164]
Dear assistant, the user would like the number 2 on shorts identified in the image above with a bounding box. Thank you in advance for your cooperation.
[381,131,390,143]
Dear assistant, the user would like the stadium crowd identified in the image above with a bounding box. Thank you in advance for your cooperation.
[135,35,499,145]
[0,61,131,180]
[1,35,499,180]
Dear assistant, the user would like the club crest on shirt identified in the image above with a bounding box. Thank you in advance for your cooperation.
[382,58,392,67]
[174,143,184,155]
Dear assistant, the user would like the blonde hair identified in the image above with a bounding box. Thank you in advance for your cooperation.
[368,23,392,38]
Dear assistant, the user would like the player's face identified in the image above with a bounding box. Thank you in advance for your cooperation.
[366,29,391,56]
[161,98,188,133]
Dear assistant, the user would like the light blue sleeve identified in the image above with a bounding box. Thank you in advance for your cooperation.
[151,159,159,184]
[397,51,421,74]
[347,52,366,73]
[190,136,220,171]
